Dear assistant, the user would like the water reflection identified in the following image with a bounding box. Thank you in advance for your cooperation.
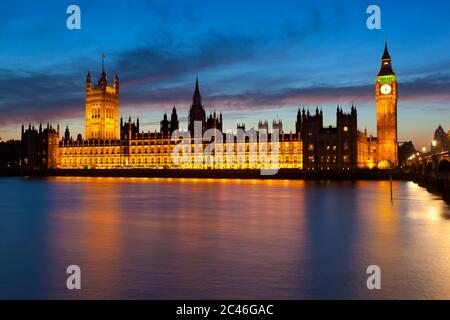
[0,177,449,299]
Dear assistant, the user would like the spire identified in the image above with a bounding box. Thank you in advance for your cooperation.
[382,40,391,60]
[98,53,107,85]
[193,76,202,106]
[378,41,395,76]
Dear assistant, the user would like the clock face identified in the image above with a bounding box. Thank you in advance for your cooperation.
[380,83,392,95]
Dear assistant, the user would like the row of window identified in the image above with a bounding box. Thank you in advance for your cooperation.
[60,155,301,166]
[59,145,300,156]
[307,143,350,151]
[307,155,350,163]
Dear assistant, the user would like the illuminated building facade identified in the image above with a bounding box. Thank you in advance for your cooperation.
[376,42,398,168]
[85,62,119,140]
[57,74,302,170]
[299,106,375,170]
[21,44,399,171]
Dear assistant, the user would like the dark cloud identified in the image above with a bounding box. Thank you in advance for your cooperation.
[1,60,450,128]
[0,8,337,126]
[0,0,449,130]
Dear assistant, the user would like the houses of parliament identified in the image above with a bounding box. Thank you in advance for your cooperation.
[21,43,398,171]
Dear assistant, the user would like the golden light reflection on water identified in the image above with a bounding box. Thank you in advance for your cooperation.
[53,178,123,298]
[41,177,450,299]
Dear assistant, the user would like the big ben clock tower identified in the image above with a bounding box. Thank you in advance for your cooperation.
[376,42,398,168]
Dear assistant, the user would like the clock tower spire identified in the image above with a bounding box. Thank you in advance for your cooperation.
[375,41,398,168]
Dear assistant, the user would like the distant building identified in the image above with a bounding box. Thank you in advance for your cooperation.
[431,125,450,153]
[398,141,416,166]
[299,106,371,170]
[21,124,59,170]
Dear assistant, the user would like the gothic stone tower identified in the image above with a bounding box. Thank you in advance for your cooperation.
[85,61,119,140]
[376,42,398,168]
[188,77,206,136]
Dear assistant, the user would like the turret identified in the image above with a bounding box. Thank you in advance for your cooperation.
[170,106,179,133]
[64,126,70,141]
[193,76,202,106]
[188,77,206,135]
[161,113,170,135]
[296,108,302,135]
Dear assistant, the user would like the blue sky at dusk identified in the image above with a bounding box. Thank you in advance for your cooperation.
[0,0,449,148]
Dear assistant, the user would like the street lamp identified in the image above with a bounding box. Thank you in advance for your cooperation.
[432,140,437,147]
[422,147,426,153]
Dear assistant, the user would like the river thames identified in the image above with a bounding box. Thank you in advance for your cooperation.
[0,177,449,299]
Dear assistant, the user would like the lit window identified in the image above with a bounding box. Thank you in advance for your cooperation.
[343,126,348,132]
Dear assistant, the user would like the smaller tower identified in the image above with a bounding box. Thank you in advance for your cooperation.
[273,119,283,133]
[160,113,170,135]
[258,120,269,133]
[64,126,70,141]
[170,106,179,134]
[295,108,302,135]
[188,77,206,135]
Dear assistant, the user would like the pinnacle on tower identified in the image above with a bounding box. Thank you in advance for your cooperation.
[193,76,202,106]
[382,41,391,60]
